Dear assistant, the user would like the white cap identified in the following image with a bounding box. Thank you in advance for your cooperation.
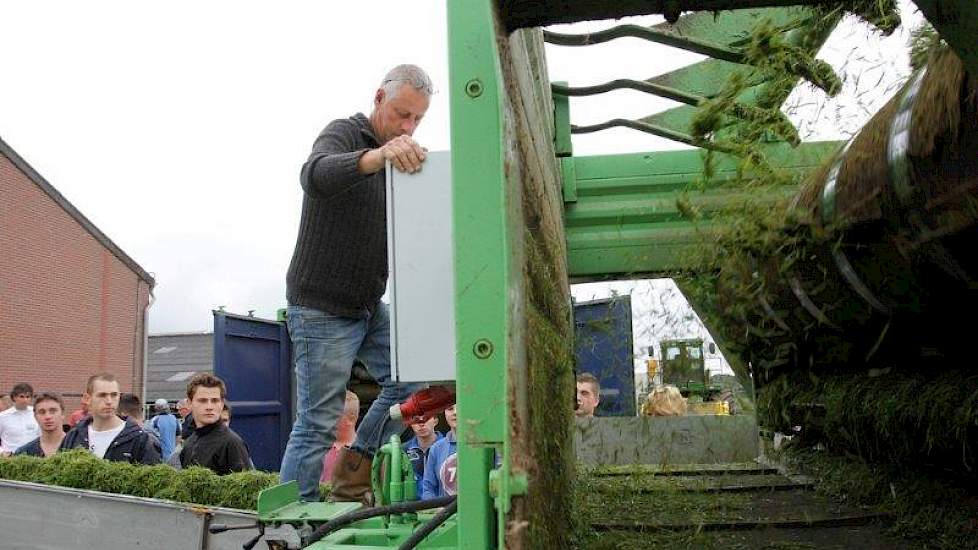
[154,398,169,409]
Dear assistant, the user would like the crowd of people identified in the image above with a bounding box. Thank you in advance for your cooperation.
[0,373,460,501]
[0,373,252,476]
[0,368,706,499]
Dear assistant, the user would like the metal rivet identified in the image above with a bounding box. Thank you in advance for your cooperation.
[473,339,493,359]
[465,79,483,98]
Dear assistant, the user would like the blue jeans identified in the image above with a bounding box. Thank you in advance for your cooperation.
[279,303,420,501]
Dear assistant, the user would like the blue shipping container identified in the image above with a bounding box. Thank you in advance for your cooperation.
[213,311,292,471]
[574,296,636,416]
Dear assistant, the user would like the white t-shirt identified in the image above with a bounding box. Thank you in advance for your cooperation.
[0,407,39,453]
[88,422,126,459]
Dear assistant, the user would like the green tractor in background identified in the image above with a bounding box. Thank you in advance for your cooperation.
[659,338,724,403]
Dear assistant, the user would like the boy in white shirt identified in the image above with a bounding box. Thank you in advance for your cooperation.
[0,383,39,456]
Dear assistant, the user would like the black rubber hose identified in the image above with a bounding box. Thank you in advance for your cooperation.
[397,497,458,550]
[302,496,456,548]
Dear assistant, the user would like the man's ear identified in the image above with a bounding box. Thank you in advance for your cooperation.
[375,88,386,107]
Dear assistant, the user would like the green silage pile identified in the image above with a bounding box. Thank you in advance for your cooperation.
[779,447,978,548]
[0,450,282,510]
[759,370,978,472]
[674,2,978,474]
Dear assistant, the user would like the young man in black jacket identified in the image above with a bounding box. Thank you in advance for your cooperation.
[178,373,251,475]
[60,373,161,465]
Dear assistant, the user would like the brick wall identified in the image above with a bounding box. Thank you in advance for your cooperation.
[0,153,152,412]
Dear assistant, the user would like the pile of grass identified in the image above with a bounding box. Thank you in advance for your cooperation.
[674,5,913,391]
[0,450,283,510]
[779,447,978,549]
[758,370,978,472]
[680,43,978,384]
[673,7,978,485]
[570,466,751,549]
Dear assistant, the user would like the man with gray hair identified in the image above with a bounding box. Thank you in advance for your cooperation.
[282,64,432,503]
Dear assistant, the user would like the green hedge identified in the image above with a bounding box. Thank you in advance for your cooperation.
[0,450,284,510]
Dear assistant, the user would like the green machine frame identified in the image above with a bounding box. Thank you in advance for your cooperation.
[447,1,977,548]
[448,1,514,548]
[447,2,833,545]
[253,2,978,548]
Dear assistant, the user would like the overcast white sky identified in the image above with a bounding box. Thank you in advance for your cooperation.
[0,2,922,351]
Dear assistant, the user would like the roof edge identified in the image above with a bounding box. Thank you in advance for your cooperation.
[0,135,156,287]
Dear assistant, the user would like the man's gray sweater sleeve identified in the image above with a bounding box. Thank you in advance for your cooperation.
[300,119,373,199]
[286,113,387,316]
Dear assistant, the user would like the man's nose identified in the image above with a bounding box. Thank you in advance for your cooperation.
[401,119,417,135]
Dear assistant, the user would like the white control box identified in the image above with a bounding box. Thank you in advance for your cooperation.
[386,151,456,382]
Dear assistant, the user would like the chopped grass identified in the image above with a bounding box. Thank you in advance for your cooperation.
[0,449,285,510]
[779,447,978,549]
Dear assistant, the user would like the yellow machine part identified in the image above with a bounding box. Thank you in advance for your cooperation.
[688,401,730,416]
[646,358,658,379]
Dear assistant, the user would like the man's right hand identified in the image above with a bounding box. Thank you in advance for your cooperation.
[357,135,427,176]
[381,135,427,174]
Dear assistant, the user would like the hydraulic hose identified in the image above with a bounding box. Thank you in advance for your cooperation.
[397,497,458,550]
[302,496,455,548]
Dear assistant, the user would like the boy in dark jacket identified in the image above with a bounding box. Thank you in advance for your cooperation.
[15,392,66,458]
[179,373,251,475]
[60,373,161,465]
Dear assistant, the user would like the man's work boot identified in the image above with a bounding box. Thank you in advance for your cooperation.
[328,447,374,506]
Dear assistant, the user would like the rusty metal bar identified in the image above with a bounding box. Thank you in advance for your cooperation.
[543,25,744,63]
[570,118,700,146]
[552,79,706,106]
[502,0,839,30]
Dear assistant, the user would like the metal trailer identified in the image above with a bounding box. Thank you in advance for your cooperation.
[0,479,260,550]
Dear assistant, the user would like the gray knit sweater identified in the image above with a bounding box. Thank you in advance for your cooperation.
[286,113,387,318]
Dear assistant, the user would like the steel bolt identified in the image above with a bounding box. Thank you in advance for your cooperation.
[465,79,484,98]
[473,339,493,359]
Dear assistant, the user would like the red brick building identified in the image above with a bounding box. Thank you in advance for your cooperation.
[0,137,155,412]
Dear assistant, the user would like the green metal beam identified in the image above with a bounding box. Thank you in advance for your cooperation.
[448,0,511,548]
[912,0,978,76]
[564,141,841,278]
[552,82,573,157]
[560,156,578,202]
